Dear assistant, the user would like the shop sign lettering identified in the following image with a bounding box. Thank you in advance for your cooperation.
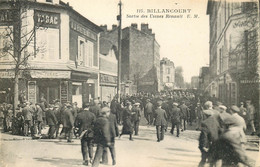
[240,79,260,84]
[233,17,257,29]
[100,74,117,84]
[30,70,70,79]
[34,10,60,29]
[70,20,97,40]
[0,10,16,24]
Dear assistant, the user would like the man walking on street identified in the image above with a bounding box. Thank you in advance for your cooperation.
[75,103,96,166]
[62,103,74,142]
[154,100,168,142]
[101,107,119,166]
[92,107,111,167]
[132,103,141,136]
[22,101,33,136]
[170,102,181,137]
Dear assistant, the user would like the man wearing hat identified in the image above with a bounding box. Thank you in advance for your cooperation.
[179,101,190,131]
[90,99,101,117]
[92,107,111,167]
[75,103,96,166]
[132,103,141,136]
[144,99,154,125]
[198,101,222,167]
[170,102,181,137]
[195,102,204,130]
[101,106,119,166]
[22,101,34,136]
[216,105,253,167]
[153,100,168,142]
[45,104,58,139]
[62,103,74,142]
[246,100,256,135]
[119,101,134,140]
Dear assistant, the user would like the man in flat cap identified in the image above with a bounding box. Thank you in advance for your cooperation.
[216,105,254,167]
[145,99,154,125]
[75,103,96,166]
[132,103,141,136]
[92,107,111,167]
[246,100,256,135]
[170,102,181,137]
[62,102,74,142]
[154,100,168,142]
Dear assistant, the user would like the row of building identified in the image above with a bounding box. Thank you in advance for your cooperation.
[0,0,176,106]
[199,0,259,109]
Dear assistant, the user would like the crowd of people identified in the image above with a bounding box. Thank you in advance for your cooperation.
[0,90,258,166]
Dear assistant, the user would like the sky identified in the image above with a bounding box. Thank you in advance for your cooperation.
[65,0,210,82]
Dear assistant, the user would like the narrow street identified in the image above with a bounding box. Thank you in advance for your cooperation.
[1,125,259,167]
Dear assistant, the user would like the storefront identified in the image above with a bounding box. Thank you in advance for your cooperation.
[100,73,117,102]
[26,70,98,107]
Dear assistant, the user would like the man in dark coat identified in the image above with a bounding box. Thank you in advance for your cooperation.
[22,101,33,136]
[101,107,119,166]
[92,107,111,167]
[75,103,96,166]
[35,103,43,135]
[132,103,141,136]
[154,100,168,142]
[198,101,222,167]
[170,102,181,137]
[90,99,101,117]
[119,102,134,140]
[179,101,190,131]
[46,104,58,139]
[145,99,154,125]
[62,103,74,142]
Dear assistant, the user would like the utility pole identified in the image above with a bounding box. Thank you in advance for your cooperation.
[117,0,122,103]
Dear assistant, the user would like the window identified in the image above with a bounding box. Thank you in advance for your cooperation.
[86,41,94,67]
[167,68,170,74]
[77,37,84,66]
[35,28,59,61]
[167,76,170,83]
[0,26,12,61]
[46,0,53,3]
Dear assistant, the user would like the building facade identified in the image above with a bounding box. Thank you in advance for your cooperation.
[191,76,199,89]
[160,57,175,90]
[99,36,118,102]
[0,0,102,107]
[199,66,210,92]
[100,23,160,94]
[206,0,259,108]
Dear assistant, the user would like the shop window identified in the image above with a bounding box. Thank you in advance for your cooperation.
[72,82,82,95]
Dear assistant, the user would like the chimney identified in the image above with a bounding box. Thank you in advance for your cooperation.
[100,25,107,31]
[112,24,117,30]
[131,23,138,29]
[141,23,149,32]
[148,28,152,34]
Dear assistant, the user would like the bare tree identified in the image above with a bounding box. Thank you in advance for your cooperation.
[0,0,41,114]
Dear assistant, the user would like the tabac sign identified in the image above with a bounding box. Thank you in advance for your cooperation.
[34,10,60,29]
[0,9,17,25]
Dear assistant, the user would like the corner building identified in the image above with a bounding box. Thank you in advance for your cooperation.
[206,0,259,108]
[0,0,102,107]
